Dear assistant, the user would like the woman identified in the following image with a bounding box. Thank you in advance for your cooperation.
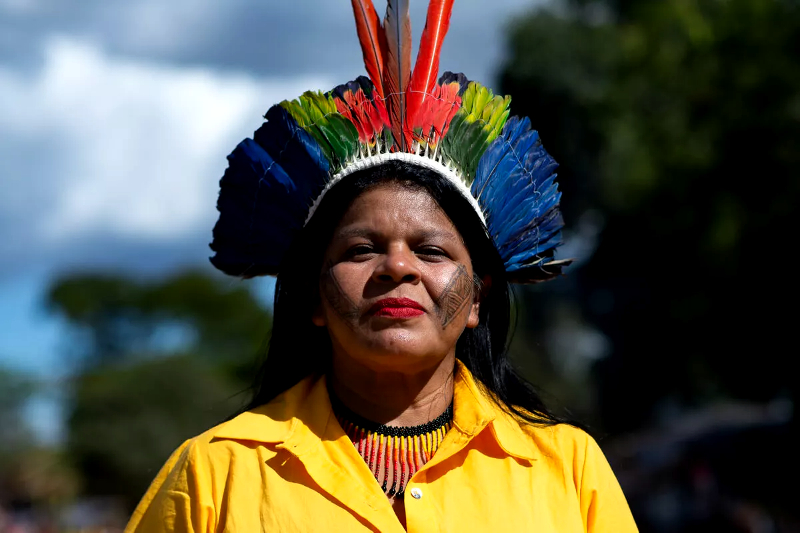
[125,1,637,531]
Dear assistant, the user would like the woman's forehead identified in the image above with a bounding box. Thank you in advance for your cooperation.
[334,184,460,237]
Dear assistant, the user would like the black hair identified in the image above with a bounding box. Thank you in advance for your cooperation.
[241,160,571,427]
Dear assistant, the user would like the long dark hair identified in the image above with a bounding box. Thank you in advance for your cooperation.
[242,160,570,427]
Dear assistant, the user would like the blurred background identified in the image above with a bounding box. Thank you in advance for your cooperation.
[1,0,798,531]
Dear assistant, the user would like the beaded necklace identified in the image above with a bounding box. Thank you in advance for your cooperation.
[331,395,453,498]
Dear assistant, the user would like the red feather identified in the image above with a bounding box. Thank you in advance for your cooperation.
[429,81,462,137]
[334,95,369,142]
[407,0,455,129]
[350,0,386,101]
[364,90,391,136]
[333,85,390,145]
[412,81,461,146]
[383,0,412,150]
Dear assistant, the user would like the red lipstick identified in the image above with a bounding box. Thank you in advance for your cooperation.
[370,297,425,318]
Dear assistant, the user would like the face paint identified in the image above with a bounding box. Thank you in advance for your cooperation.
[434,263,474,328]
[320,262,361,326]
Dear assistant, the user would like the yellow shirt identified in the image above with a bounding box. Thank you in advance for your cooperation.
[125,362,638,532]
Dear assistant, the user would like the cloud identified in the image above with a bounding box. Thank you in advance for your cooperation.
[0,36,330,277]
[0,0,540,81]
[0,0,362,77]
[0,0,545,445]
[0,0,545,278]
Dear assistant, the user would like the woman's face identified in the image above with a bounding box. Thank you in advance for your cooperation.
[312,183,481,374]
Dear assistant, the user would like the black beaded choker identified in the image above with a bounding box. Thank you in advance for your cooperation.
[330,393,453,497]
[330,393,454,436]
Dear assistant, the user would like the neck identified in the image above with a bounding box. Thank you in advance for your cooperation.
[329,353,456,427]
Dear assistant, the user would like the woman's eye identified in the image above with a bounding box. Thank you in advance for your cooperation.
[345,245,375,258]
[417,247,447,258]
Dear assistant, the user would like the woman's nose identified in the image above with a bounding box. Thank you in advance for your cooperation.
[372,246,421,284]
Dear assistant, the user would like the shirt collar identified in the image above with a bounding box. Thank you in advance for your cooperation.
[451,360,539,461]
[212,361,538,462]
[211,375,327,444]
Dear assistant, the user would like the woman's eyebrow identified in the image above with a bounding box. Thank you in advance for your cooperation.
[415,229,459,241]
[335,227,458,241]
[335,227,374,240]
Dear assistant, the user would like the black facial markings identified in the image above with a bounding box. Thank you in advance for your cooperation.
[434,264,473,328]
[320,261,361,325]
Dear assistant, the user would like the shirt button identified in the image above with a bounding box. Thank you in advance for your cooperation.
[409,487,423,500]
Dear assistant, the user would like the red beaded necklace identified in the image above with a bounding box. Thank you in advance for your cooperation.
[331,396,453,498]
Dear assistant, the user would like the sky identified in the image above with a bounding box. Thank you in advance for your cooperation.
[0,0,547,442]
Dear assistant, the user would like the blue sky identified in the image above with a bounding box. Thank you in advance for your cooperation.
[0,0,545,442]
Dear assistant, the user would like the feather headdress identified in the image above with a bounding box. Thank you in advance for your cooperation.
[210,0,571,283]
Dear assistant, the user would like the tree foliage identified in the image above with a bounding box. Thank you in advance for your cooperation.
[46,269,272,508]
[501,0,800,432]
[67,355,241,507]
[46,270,270,373]
[0,367,34,467]
[502,2,800,526]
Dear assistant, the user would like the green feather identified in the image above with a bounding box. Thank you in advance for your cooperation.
[281,99,310,127]
[440,82,511,184]
[305,93,359,164]
[280,91,360,168]
[382,129,395,151]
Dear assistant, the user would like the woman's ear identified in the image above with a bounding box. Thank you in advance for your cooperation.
[466,274,491,329]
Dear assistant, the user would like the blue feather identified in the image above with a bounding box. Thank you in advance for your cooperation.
[255,105,330,203]
[213,141,300,255]
[476,130,539,214]
[210,107,332,277]
[471,114,565,278]
[504,212,564,266]
[472,116,531,202]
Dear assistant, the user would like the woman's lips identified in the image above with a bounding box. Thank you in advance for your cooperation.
[370,297,425,318]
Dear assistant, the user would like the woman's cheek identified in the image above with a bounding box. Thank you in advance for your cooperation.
[320,263,361,325]
[431,263,474,329]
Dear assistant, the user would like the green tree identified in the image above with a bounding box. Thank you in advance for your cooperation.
[47,270,269,371]
[0,367,34,459]
[46,269,272,509]
[501,2,800,527]
[501,0,800,432]
[67,355,241,506]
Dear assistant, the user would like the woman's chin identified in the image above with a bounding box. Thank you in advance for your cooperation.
[352,335,451,369]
